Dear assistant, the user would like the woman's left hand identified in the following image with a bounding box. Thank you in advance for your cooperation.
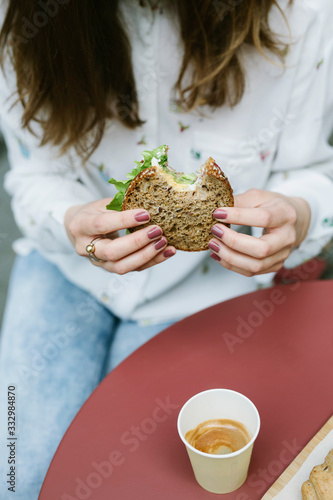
[208,189,311,277]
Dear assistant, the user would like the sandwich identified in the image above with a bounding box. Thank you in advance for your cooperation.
[106,145,234,251]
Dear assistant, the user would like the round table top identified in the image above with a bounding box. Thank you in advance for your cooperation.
[39,280,333,500]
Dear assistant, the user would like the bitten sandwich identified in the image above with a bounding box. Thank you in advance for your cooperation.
[106,145,234,251]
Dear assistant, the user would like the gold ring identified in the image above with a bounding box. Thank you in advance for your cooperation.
[85,237,105,262]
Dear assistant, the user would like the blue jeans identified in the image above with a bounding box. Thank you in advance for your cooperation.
[0,251,173,499]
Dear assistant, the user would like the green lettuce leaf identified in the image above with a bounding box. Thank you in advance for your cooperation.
[106,145,168,211]
[106,144,197,211]
[175,173,197,184]
[106,191,124,211]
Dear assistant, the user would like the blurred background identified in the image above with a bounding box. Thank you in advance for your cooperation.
[0,131,20,323]
[1,130,333,326]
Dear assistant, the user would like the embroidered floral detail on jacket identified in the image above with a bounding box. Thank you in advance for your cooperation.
[137,135,147,146]
[322,217,333,227]
[260,150,271,161]
[178,121,190,132]
[317,58,324,70]
[89,161,110,182]
[98,163,110,182]
[18,139,30,158]
[191,149,201,160]
[201,263,209,274]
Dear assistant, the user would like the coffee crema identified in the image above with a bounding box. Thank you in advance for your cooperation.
[185,419,251,455]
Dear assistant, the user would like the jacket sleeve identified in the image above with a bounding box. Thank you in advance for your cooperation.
[262,1,333,268]
[0,113,97,254]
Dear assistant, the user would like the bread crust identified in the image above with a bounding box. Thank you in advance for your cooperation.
[301,449,333,500]
[121,158,234,252]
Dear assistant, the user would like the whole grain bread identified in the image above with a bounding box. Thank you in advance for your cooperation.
[301,449,333,500]
[121,157,234,251]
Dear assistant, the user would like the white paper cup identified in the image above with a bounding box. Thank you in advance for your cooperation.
[177,389,260,494]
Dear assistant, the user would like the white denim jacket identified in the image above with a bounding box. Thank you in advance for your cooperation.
[1,0,333,324]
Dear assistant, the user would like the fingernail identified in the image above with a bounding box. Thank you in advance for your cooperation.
[155,238,167,250]
[208,241,220,253]
[211,225,224,239]
[148,226,162,239]
[163,249,175,258]
[135,211,150,222]
[210,252,221,262]
[213,209,227,220]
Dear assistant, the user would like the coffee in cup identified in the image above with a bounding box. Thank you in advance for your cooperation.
[185,418,251,455]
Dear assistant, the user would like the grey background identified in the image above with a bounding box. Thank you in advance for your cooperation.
[0,132,333,327]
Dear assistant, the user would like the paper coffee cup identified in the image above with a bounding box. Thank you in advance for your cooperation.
[177,389,260,494]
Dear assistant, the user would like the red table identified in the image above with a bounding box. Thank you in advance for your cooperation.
[39,281,333,500]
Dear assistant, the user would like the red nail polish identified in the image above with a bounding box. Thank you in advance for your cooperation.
[163,249,175,258]
[208,241,220,253]
[135,211,150,222]
[148,227,162,239]
[214,209,227,220]
[155,238,166,250]
[210,252,221,262]
[211,225,224,239]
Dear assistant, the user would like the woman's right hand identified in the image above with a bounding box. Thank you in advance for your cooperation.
[64,198,176,274]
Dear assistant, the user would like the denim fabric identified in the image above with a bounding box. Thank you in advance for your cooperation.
[0,252,172,499]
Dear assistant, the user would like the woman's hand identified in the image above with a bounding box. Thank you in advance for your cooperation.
[208,189,311,277]
[65,198,176,274]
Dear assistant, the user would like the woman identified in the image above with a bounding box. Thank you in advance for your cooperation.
[0,0,333,498]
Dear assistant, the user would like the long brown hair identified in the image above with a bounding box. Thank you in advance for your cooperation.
[0,0,292,162]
